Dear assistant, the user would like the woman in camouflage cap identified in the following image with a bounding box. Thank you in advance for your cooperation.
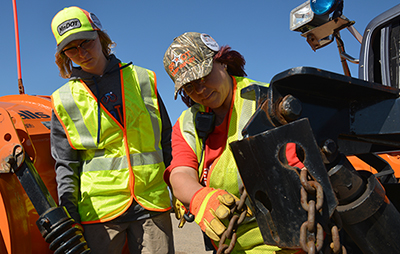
[163,32,303,254]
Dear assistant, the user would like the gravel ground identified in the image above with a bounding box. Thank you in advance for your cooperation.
[170,213,213,254]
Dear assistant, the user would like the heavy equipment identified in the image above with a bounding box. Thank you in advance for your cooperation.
[0,1,90,253]
[230,0,400,253]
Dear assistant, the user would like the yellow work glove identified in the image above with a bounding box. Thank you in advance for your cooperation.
[172,196,190,228]
[190,187,246,242]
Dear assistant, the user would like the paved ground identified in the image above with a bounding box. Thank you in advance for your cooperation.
[170,213,212,254]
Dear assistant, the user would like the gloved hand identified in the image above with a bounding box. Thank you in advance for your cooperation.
[190,187,243,241]
[172,196,190,228]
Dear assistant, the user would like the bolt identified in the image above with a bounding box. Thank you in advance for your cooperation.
[322,139,337,156]
[279,95,302,122]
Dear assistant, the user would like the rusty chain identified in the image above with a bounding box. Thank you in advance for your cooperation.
[214,166,349,254]
[324,211,347,254]
[216,189,249,254]
[328,225,347,254]
[299,168,347,254]
[299,168,325,254]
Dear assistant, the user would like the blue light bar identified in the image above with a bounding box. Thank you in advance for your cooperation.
[310,0,341,15]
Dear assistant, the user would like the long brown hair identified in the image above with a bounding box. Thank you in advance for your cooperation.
[55,30,115,79]
[180,45,247,107]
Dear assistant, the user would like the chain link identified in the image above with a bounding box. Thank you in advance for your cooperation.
[216,189,248,254]
[299,168,324,254]
[324,211,347,254]
[299,168,348,254]
[216,166,349,254]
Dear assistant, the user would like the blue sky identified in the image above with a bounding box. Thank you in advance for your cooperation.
[1,0,399,124]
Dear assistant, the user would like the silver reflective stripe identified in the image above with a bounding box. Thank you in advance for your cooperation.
[82,150,163,172]
[134,66,161,151]
[237,98,253,141]
[59,84,97,149]
[130,149,163,167]
[181,108,197,152]
[237,82,267,141]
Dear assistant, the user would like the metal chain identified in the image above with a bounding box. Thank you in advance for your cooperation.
[299,168,324,254]
[215,167,348,254]
[216,189,248,254]
[324,211,347,254]
[299,168,348,254]
[329,225,347,254]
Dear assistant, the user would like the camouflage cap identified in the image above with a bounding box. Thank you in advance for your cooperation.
[163,32,220,99]
[51,6,102,53]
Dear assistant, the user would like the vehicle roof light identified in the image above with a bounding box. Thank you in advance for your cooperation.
[290,1,329,33]
[310,0,341,16]
[290,1,313,31]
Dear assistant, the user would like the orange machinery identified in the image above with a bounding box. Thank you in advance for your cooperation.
[1,0,90,251]
[0,94,57,253]
[0,94,91,254]
[0,94,55,253]
[348,154,400,179]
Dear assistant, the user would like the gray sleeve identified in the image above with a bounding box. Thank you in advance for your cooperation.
[158,94,172,168]
[50,111,82,224]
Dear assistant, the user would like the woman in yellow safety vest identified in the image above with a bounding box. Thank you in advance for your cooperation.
[50,6,174,253]
[163,32,304,254]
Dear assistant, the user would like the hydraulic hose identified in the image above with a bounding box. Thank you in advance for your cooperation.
[37,207,90,254]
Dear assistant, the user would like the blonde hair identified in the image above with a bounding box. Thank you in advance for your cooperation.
[55,30,115,78]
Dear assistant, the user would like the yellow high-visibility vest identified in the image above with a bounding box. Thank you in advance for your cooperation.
[178,77,282,253]
[52,64,171,224]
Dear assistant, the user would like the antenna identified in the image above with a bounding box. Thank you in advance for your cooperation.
[12,0,25,94]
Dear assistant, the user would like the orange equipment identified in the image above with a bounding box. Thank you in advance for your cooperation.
[0,94,55,253]
[0,94,92,254]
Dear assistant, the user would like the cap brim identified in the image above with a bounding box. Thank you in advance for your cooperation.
[173,57,214,100]
[57,30,98,53]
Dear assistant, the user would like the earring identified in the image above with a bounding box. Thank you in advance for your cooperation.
[224,64,227,70]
